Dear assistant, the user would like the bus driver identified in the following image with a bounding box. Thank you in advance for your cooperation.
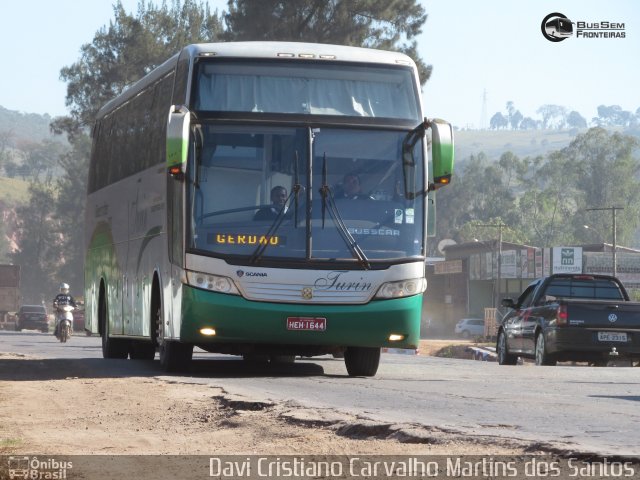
[254,186,288,220]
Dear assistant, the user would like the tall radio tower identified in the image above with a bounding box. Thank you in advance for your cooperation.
[480,88,488,130]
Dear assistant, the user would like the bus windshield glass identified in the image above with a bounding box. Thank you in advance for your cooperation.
[194,60,420,121]
[187,125,425,264]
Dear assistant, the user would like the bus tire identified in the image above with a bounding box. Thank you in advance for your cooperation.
[159,340,193,372]
[129,340,156,360]
[99,284,128,359]
[344,347,381,377]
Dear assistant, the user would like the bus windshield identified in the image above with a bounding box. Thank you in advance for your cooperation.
[187,124,425,265]
[194,60,420,121]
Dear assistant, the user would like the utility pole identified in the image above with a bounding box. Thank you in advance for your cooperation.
[478,223,505,307]
[586,207,624,277]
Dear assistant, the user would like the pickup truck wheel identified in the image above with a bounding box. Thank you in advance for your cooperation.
[535,333,556,366]
[497,331,518,365]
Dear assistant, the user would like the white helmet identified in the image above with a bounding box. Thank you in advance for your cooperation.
[60,283,69,294]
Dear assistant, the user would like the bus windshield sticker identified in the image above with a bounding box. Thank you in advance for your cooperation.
[405,208,415,224]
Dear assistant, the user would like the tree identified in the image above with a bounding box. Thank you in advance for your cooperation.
[514,128,640,248]
[15,139,65,183]
[0,130,13,176]
[10,182,60,303]
[519,117,538,130]
[536,104,567,129]
[435,152,519,244]
[510,110,523,130]
[498,151,529,189]
[562,128,640,246]
[596,105,634,127]
[516,151,581,247]
[567,110,587,129]
[489,112,508,130]
[54,136,91,290]
[223,0,431,84]
[56,0,224,131]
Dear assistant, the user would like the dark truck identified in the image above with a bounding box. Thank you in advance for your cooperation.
[497,274,640,366]
[0,264,20,330]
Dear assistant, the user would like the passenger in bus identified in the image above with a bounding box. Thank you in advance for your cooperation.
[334,172,372,200]
[254,186,288,220]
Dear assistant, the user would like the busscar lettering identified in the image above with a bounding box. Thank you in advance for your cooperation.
[313,271,372,292]
[348,227,400,236]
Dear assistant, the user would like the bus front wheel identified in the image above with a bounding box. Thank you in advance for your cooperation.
[156,305,192,372]
[159,341,193,372]
[344,347,380,377]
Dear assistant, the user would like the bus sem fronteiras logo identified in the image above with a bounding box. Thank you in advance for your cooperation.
[542,13,574,42]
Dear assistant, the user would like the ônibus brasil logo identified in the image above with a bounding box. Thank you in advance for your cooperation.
[541,13,573,42]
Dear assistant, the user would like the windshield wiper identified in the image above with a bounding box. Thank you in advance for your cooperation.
[319,154,371,270]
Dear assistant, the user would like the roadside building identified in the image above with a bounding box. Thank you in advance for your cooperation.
[424,241,640,335]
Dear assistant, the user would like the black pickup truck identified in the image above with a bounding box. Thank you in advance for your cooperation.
[497,274,640,366]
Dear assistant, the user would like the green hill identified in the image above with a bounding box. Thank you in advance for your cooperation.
[454,128,583,160]
[453,126,638,161]
[0,105,65,145]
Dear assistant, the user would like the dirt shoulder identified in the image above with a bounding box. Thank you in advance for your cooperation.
[0,341,521,457]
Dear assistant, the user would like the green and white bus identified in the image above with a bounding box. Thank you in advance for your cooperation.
[85,42,454,376]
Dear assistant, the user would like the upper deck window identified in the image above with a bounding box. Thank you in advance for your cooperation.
[193,60,420,121]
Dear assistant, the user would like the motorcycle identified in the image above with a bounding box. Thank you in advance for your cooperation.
[54,304,74,343]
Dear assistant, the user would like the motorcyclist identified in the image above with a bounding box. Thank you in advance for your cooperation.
[53,283,76,337]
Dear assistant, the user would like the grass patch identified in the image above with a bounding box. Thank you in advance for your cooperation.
[0,437,23,452]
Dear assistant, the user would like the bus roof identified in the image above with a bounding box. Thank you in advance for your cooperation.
[187,41,416,65]
[95,41,417,119]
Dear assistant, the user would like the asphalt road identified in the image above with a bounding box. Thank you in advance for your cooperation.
[2,329,639,459]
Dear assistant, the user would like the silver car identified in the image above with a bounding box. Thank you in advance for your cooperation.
[454,318,484,338]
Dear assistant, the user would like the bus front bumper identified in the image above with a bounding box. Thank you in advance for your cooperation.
[180,285,422,350]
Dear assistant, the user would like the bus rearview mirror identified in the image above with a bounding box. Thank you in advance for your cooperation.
[166,105,190,177]
[430,119,454,189]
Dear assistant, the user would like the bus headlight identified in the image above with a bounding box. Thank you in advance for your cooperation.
[186,271,239,295]
[375,278,426,299]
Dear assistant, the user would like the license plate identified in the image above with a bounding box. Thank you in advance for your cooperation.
[286,317,326,331]
[598,331,628,342]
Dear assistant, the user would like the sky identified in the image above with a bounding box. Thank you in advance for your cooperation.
[0,0,638,129]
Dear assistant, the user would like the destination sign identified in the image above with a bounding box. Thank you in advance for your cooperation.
[208,233,284,245]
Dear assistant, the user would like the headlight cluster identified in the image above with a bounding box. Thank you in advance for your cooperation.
[186,271,239,295]
[375,278,426,299]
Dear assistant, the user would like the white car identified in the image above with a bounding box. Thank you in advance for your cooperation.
[454,318,485,338]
